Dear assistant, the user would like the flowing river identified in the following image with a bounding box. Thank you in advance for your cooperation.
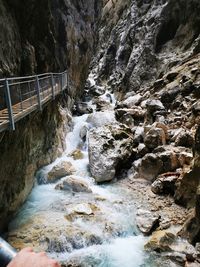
[8,92,159,267]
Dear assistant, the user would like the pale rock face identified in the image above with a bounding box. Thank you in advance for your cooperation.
[122,94,143,108]
[88,124,134,182]
[86,111,116,128]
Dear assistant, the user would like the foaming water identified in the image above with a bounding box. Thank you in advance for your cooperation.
[9,184,66,229]
[65,114,89,154]
[9,98,149,266]
[52,235,146,267]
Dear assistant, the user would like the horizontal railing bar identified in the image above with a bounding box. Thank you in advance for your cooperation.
[0,70,67,82]
[8,79,36,86]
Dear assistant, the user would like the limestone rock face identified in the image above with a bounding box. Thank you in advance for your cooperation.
[88,124,134,182]
[87,111,116,128]
[88,0,200,96]
[0,0,102,98]
[121,94,143,108]
[0,103,69,232]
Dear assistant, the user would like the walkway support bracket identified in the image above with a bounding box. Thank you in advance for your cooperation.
[4,79,15,131]
[35,76,42,111]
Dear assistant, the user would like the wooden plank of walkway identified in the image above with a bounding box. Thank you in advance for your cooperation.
[0,83,63,133]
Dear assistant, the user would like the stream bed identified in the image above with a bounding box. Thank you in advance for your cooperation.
[8,95,161,267]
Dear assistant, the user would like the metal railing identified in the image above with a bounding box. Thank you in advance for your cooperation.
[0,70,68,132]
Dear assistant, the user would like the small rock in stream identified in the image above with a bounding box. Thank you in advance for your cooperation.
[55,176,92,193]
[47,161,76,183]
[136,209,160,235]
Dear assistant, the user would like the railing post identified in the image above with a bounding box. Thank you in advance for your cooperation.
[60,74,63,92]
[67,71,69,91]
[35,76,42,111]
[4,79,15,131]
[51,74,55,100]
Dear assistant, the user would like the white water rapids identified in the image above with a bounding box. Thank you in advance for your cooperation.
[9,93,158,267]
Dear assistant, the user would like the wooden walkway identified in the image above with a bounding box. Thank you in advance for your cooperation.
[0,71,68,133]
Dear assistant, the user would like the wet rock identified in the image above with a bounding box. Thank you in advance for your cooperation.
[145,230,176,252]
[67,203,94,216]
[175,130,194,148]
[47,161,76,183]
[88,124,134,182]
[8,211,103,253]
[178,185,200,244]
[115,107,145,126]
[87,111,116,128]
[135,153,163,181]
[137,143,149,158]
[165,252,187,265]
[144,127,166,150]
[79,124,89,141]
[70,149,84,160]
[133,146,182,181]
[133,126,145,144]
[88,84,106,97]
[166,72,179,82]
[136,209,160,235]
[185,262,200,267]
[93,96,112,111]
[55,176,92,193]
[192,101,200,115]
[122,94,143,107]
[175,126,200,207]
[75,102,93,115]
[146,99,165,124]
[146,100,165,112]
[160,87,180,107]
[151,172,180,195]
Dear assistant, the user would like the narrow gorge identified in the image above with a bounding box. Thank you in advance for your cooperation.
[1,0,200,266]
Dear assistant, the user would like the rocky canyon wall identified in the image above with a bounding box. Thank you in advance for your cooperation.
[0,0,102,232]
[88,0,200,95]
[85,0,200,246]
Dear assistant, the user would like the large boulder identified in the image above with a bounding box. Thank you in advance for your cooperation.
[115,107,145,126]
[144,127,166,150]
[145,229,196,264]
[132,146,188,181]
[75,102,93,115]
[134,153,163,181]
[121,94,143,108]
[46,161,76,183]
[88,124,134,182]
[151,172,180,195]
[146,99,166,124]
[175,130,194,148]
[87,111,116,128]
